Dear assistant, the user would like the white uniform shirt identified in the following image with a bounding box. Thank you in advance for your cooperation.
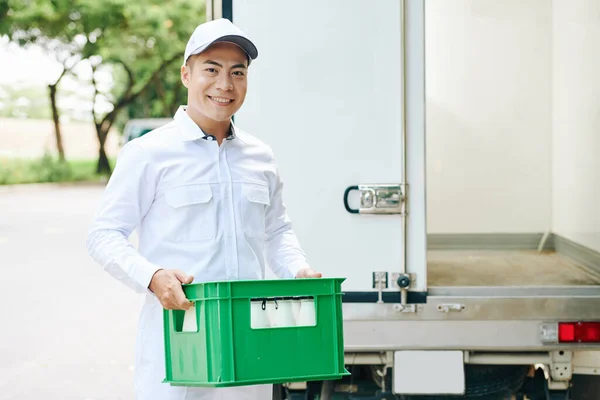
[86,107,309,400]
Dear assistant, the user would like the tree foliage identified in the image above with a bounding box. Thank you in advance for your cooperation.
[1,0,204,174]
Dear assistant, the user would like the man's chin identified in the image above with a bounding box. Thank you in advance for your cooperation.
[209,114,235,122]
[192,103,239,122]
[207,108,239,122]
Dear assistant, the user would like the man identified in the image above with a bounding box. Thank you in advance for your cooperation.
[86,18,321,400]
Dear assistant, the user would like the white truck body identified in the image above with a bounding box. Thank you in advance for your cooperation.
[208,0,600,398]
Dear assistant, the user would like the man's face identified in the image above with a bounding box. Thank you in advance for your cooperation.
[181,42,249,123]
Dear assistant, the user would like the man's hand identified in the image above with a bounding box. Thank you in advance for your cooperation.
[148,269,194,310]
[295,267,323,278]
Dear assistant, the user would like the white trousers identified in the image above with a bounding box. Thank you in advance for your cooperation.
[134,299,272,400]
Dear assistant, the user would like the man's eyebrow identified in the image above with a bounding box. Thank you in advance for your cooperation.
[203,60,223,68]
[202,60,247,69]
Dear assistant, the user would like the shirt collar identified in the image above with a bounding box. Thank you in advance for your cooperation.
[174,106,241,143]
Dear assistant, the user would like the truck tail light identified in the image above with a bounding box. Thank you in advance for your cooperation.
[558,322,600,343]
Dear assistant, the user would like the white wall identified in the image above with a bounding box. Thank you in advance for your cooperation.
[425,0,553,233]
[552,0,600,252]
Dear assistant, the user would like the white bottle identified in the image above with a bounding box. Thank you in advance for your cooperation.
[291,297,302,323]
[182,303,197,332]
[251,299,271,329]
[279,297,297,327]
[267,298,296,327]
[297,297,317,327]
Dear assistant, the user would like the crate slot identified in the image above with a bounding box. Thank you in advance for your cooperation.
[182,303,198,332]
[250,296,316,329]
[171,304,199,333]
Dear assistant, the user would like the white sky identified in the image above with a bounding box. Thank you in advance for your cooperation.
[0,39,63,86]
[0,37,115,117]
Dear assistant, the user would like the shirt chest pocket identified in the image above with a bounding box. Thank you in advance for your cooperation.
[241,183,270,239]
[165,184,215,242]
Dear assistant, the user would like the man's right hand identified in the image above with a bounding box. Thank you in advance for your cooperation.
[148,269,194,310]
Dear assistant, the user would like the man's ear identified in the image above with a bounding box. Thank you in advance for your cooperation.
[181,64,191,88]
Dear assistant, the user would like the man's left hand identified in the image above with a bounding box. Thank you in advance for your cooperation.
[295,267,322,278]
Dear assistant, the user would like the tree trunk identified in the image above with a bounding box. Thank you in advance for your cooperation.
[96,146,111,175]
[48,83,65,162]
[95,124,112,175]
[91,52,182,176]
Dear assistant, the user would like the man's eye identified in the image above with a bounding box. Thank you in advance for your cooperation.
[233,71,245,76]
[206,68,217,73]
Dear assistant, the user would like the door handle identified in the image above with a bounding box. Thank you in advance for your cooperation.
[343,186,360,214]
[343,184,406,215]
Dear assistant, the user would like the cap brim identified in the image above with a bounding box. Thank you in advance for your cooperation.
[213,35,258,60]
[187,35,258,64]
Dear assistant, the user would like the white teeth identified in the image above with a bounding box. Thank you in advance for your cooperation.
[210,96,232,103]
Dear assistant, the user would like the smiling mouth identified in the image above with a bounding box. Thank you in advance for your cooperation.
[208,95,234,104]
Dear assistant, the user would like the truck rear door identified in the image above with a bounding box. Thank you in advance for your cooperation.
[226,0,427,304]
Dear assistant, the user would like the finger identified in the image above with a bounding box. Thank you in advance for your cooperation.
[296,268,308,278]
[173,270,193,284]
[180,299,193,311]
[161,292,176,310]
[296,268,322,278]
[304,271,322,278]
[175,288,193,310]
[161,298,174,310]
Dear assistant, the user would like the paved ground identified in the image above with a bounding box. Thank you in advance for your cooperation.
[1,184,582,399]
[0,184,143,399]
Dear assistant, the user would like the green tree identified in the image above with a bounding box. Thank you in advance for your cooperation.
[122,59,187,122]
[1,0,204,175]
[0,0,86,162]
[82,0,205,175]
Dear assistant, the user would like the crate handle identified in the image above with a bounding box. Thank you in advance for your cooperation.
[177,304,199,333]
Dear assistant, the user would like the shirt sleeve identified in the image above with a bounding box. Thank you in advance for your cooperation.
[264,159,310,279]
[86,140,162,294]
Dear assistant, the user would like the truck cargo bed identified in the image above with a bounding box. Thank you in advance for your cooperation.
[428,250,600,287]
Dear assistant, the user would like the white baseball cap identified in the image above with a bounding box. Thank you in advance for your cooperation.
[184,18,258,66]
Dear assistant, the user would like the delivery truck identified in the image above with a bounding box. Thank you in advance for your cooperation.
[204,0,600,398]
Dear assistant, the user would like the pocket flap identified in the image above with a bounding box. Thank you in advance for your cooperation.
[166,184,212,208]
[242,184,271,205]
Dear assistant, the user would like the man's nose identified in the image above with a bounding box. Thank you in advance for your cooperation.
[216,73,233,91]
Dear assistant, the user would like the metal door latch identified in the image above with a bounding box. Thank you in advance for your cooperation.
[344,184,406,214]
[372,272,388,304]
[393,304,417,313]
[437,304,466,313]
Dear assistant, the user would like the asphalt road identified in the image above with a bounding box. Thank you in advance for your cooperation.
[0,184,144,399]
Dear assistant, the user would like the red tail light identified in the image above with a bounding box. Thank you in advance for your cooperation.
[558,322,600,343]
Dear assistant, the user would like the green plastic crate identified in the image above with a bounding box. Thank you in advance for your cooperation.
[162,277,349,387]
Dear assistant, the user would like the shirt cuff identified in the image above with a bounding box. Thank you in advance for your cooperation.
[132,258,163,291]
